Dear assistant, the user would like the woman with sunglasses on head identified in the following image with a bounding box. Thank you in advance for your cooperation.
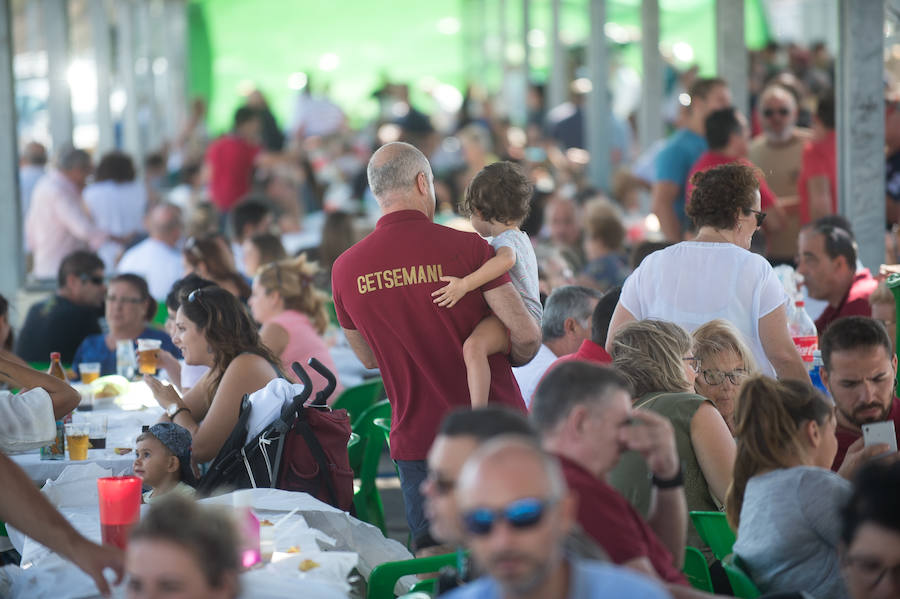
[609,319,736,562]
[72,274,178,377]
[692,318,758,435]
[728,376,850,597]
[247,253,342,400]
[144,285,281,464]
[182,235,251,301]
[606,163,808,382]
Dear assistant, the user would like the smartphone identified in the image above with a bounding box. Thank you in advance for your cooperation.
[862,421,898,453]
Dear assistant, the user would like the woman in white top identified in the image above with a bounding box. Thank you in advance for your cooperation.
[84,151,147,271]
[606,163,807,380]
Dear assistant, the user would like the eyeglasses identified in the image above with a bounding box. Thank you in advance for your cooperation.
[79,274,105,286]
[762,107,790,118]
[843,554,900,589]
[462,497,553,536]
[682,356,701,374]
[106,295,144,305]
[424,469,456,495]
[701,368,749,386]
[748,209,766,228]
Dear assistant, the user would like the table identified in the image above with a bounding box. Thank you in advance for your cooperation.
[4,487,412,599]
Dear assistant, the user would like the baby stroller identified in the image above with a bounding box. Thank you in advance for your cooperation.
[196,358,354,512]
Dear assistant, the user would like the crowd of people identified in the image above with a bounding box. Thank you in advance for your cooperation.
[1,37,900,599]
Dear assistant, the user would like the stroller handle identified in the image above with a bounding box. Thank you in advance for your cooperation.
[282,361,315,419]
[307,357,337,407]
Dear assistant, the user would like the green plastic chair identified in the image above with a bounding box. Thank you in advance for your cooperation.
[373,417,391,451]
[326,298,340,328]
[348,432,361,449]
[690,511,736,561]
[334,378,385,429]
[682,546,713,592]
[409,579,436,595]
[353,399,392,533]
[151,301,168,328]
[367,552,459,598]
[722,554,761,598]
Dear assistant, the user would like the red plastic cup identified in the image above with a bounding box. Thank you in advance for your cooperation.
[97,476,142,549]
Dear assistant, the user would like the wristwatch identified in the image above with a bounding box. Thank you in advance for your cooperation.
[166,403,190,421]
[651,464,684,489]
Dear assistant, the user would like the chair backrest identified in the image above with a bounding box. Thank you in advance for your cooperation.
[151,300,168,328]
[373,417,391,451]
[682,545,713,592]
[368,552,459,598]
[356,400,392,479]
[690,511,736,560]
[722,554,761,598]
[334,378,385,428]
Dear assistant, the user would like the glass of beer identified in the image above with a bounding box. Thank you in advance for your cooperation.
[80,362,101,384]
[88,415,108,450]
[136,339,162,375]
[65,423,90,460]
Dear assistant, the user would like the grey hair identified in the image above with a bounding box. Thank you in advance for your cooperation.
[366,141,431,199]
[56,145,91,171]
[541,285,601,340]
[457,435,567,502]
[531,361,631,435]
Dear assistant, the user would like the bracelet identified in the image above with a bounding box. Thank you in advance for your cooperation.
[169,407,191,421]
[652,464,684,489]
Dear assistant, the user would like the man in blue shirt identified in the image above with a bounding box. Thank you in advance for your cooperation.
[652,78,732,241]
[443,437,668,599]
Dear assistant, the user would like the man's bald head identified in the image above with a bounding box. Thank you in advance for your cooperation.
[148,203,183,246]
[367,141,434,208]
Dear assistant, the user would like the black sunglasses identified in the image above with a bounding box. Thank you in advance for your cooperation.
[462,497,553,536]
[762,107,790,118]
[187,288,206,306]
[749,209,766,227]
[79,273,105,286]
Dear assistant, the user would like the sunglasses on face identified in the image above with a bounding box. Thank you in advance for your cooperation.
[79,274,105,286]
[749,209,766,227]
[462,497,552,536]
[763,107,790,118]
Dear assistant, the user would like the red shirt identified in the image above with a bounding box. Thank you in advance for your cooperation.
[331,210,525,460]
[205,134,260,212]
[542,340,612,385]
[814,269,878,335]
[797,130,837,224]
[557,453,688,585]
[832,399,900,470]
[685,152,776,210]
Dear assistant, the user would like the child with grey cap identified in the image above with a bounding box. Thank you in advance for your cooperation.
[133,422,197,503]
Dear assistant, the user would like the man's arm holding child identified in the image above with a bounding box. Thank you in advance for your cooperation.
[432,247,516,308]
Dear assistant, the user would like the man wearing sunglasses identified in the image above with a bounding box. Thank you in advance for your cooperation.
[444,437,668,599]
[749,85,812,265]
[17,251,106,364]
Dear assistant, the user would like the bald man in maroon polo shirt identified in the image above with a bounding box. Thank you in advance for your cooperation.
[331,142,540,538]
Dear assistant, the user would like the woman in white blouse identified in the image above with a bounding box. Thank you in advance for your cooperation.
[606,163,807,381]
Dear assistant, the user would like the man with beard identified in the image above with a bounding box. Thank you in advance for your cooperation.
[749,85,812,265]
[443,437,668,599]
[820,316,900,470]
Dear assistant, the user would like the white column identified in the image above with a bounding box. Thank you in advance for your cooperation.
[117,0,142,165]
[715,0,748,118]
[548,0,567,110]
[41,0,73,150]
[639,0,663,151]
[163,0,187,142]
[585,0,610,191]
[90,0,114,154]
[0,0,23,299]
[837,0,885,270]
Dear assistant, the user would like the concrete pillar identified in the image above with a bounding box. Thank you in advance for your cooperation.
[639,0,663,151]
[585,0,610,192]
[548,0,567,110]
[42,0,73,150]
[715,0,748,118]
[90,0,114,154]
[163,0,187,142]
[0,0,23,300]
[117,0,142,165]
[836,0,885,270]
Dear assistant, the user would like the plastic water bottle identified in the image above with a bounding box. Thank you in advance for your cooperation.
[116,340,136,380]
[789,300,818,370]
[809,350,829,396]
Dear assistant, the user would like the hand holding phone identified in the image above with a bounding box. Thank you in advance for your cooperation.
[862,421,898,453]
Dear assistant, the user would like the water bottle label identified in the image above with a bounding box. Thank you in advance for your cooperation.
[793,335,818,362]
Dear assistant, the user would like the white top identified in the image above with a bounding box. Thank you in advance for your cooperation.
[0,388,55,454]
[620,241,788,377]
[84,180,148,272]
[492,229,542,323]
[513,344,558,408]
[116,237,185,301]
